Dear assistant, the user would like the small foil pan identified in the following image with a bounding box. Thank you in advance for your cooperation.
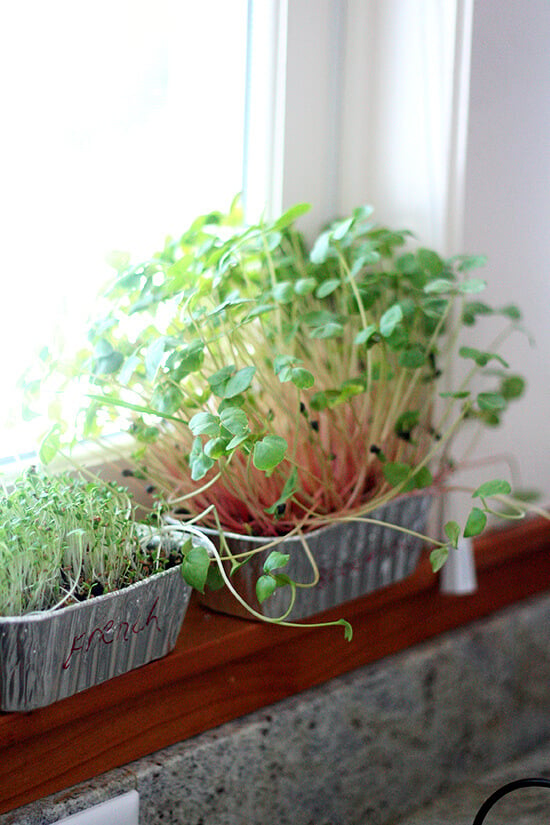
[197,494,433,621]
[0,547,193,712]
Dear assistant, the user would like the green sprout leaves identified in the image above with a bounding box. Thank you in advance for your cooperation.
[382,462,432,491]
[92,339,124,376]
[463,507,487,538]
[208,365,256,399]
[379,304,403,338]
[473,479,512,499]
[459,346,509,368]
[28,198,533,637]
[438,479,515,561]
[430,545,449,573]
[256,551,291,604]
[430,478,519,575]
[444,520,461,549]
[253,435,288,474]
[189,438,216,481]
[274,355,314,389]
[181,540,211,592]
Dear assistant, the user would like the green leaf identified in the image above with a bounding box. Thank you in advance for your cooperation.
[294,277,317,296]
[500,375,526,400]
[383,462,414,490]
[118,354,141,386]
[315,278,341,299]
[219,406,249,436]
[189,411,220,437]
[338,620,354,642]
[310,230,332,264]
[310,380,365,411]
[189,438,215,481]
[256,574,278,604]
[413,466,433,489]
[272,281,295,303]
[394,410,419,440]
[396,253,420,275]
[353,203,374,221]
[458,278,487,294]
[463,507,487,538]
[38,424,62,465]
[253,435,287,473]
[273,202,311,229]
[456,254,487,271]
[354,325,377,346]
[430,545,449,572]
[145,337,168,381]
[289,367,314,389]
[309,322,345,339]
[205,564,225,591]
[439,390,471,399]
[417,248,444,275]
[462,301,493,326]
[332,216,354,240]
[303,309,340,328]
[399,345,426,369]
[150,384,184,416]
[92,340,124,375]
[379,304,403,338]
[225,432,250,451]
[224,366,256,398]
[181,545,211,593]
[472,479,512,499]
[459,346,509,368]
[477,392,507,411]
[444,520,461,549]
[208,365,235,395]
[273,356,313,387]
[263,551,290,574]
[500,304,521,321]
[209,365,256,399]
[204,437,229,459]
[423,278,455,294]
[168,340,204,380]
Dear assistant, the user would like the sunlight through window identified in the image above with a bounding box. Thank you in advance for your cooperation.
[0,0,248,454]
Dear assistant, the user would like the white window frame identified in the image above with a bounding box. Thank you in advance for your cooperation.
[245,0,473,251]
[3,0,474,471]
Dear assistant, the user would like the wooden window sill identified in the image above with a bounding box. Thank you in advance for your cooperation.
[0,516,549,815]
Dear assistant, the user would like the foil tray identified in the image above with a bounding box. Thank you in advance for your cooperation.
[0,557,192,713]
[198,494,433,621]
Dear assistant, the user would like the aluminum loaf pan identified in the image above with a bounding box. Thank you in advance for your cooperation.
[198,493,433,621]
[0,536,195,712]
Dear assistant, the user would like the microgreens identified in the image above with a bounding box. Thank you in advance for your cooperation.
[24,200,548,632]
[0,469,190,616]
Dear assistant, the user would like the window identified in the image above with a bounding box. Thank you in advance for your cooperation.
[0,0,468,460]
[0,0,249,455]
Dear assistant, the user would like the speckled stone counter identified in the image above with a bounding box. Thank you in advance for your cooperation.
[392,741,550,824]
[2,592,550,825]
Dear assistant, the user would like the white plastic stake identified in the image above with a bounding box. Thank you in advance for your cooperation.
[440,537,477,595]
[52,791,139,825]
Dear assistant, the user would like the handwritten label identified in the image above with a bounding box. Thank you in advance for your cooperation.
[62,597,163,670]
[316,555,376,589]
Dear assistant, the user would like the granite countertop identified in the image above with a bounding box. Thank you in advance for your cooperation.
[392,741,550,825]
[2,592,550,825]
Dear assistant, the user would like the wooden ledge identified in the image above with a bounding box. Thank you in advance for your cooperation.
[0,516,549,814]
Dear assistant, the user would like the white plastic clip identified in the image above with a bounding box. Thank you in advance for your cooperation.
[440,537,477,595]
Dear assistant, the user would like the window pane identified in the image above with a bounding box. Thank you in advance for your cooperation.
[0,0,248,452]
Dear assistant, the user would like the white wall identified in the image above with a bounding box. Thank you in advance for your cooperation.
[247,0,549,513]
[462,0,550,502]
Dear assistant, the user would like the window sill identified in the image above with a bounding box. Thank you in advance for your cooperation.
[0,515,549,815]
